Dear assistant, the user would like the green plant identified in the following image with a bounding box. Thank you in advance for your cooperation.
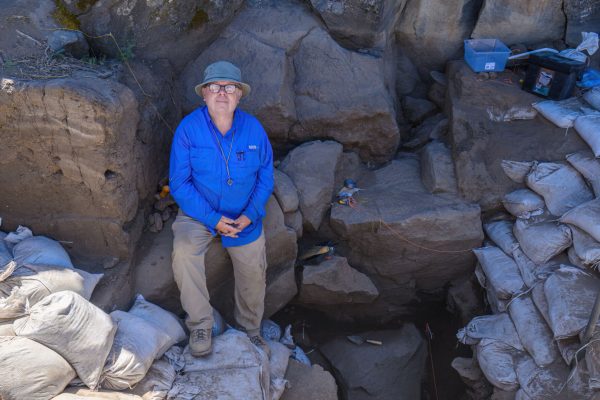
[52,0,81,30]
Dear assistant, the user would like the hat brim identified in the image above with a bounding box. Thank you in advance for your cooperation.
[195,79,251,98]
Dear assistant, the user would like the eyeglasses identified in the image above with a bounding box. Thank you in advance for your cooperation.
[205,83,240,94]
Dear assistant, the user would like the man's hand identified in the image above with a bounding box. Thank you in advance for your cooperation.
[233,215,252,231]
[216,216,241,238]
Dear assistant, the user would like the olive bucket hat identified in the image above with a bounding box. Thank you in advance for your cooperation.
[194,61,251,98]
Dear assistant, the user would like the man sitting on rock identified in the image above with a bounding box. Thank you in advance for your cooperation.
[169,60,274,358]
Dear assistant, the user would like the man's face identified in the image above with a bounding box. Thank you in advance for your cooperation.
[202,81,242,116]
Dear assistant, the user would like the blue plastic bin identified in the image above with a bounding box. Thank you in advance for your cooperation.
[464,39,511,73]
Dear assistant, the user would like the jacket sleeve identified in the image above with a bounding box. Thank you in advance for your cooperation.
[242,124,274,223]
[169,123,222,229]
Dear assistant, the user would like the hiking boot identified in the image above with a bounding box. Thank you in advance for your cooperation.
[189,329,212,357]
[248,334,271,358]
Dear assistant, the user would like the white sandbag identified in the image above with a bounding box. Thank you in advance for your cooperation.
[586,331,600,390]
[532,97,595,128]
[54,388,144,399]
[13,291,117,389]
[513,218,572,265]
[128,295,186,356]
[526,162,594,216]
[531,282,552,328]
[512,249,540,288]
[13,236,74,269]
[128,359,176,400]
[584,87,600,111]
[566,151,600,197]
[0,319,14,336]
[557,337,580,366]
[516,356,592,399]
[544,265,600,339]
[570,225,600,268]
[561,198,600,243]
[474,263,507,313]
[514,389,531,400]
[168,330,269,400]
[508,296,558,367]
[476,338,520,392]
[484,220,519,256]
[457,313,523,351]
[574,113,600,157]
[501,160,534,183]
[473,247,525,299]
[502,189,545,219]
[267,341,291,400]
[0,336,76,400]
[101,311,172,390]
[568,246,587,269]
[0,264,103,320]
[0,260,16,283]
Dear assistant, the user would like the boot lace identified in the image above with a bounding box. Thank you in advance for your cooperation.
[192,329,210,342]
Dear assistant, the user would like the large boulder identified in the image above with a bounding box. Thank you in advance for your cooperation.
[280,141,343,232]
[321,324,427,400]
[264,265,297,319]
[73,0,244,71]
[273,169,299,214]
[291,28,400,162]
[395,0,482,76]
[446,61,590,210]
[308,0,407,50]
[281,359,338,400]
[180,1,320,149]
[471,0,565,46]
[0,75,144,261]
[330,155,483,320]
[298,256,379,305]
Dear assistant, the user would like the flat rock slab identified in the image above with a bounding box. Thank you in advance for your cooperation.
[280,141,343,232]
[298,256,378,305]
[447,61,590,210]
[321,324,427,400]
[331,156,483,299]
[281,359,338,400]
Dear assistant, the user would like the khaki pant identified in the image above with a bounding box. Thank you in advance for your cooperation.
[171,212,267,336]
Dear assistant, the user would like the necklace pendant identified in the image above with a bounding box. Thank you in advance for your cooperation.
[227,178,233,186]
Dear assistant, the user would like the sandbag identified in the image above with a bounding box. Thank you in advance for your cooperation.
[474,263,507,313]
[128,359,176,400]
[526,162,593,217]
[532,97,595,128]
[560,198,600,243]
[515,356,592,399]
[0,264,103,320]
[513,218,572,265]
[501,160,534,183]
[508,296,558,367]
[0,336,76,400]
[566,151,600,197]
[101,311,172,390]
[574,113,600,157]
[584,87,600,110]
[586,331,600,390]
[502,189,545,219]
[484,220,519,257]
[557,337,580,366]
[568,246,587,269]
[544,265,600,339]
[457,313,523,351]
[473,247,525,299]
[0,319,14,336]
[531,282,552,328]
[0,234,11,268]
[168,330,269,400]
[13,291,117,389]
[0,260,16,283]
[54,388,144,399]
[13,236,73,269]
[267,340,291,400]
[512,249,540,288]
[476,338,520,392]
[4,225,32,246]
[570,225,600,268]
[128,295,186,356]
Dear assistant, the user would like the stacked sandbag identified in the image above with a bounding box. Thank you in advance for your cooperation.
[456,154,600,396]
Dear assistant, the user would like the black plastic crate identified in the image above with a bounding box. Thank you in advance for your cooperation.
[523,52,586,100]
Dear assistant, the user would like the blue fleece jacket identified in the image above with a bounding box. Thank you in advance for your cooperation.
[169,106,274,247]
